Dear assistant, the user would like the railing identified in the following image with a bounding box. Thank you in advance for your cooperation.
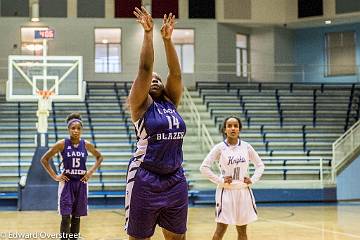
[51,101,61,168]
[345,84,356,131]
[17,102,21,178]
[84,89,97,148]
[333,120,360,174]
[312,89,317,127]
[181,87,214,152]
[113,82,134,151]
[201,124,213,152]
[258,156,334,185]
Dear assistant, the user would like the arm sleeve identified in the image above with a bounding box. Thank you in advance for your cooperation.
[248,144,265,184]
[199,144,223,184]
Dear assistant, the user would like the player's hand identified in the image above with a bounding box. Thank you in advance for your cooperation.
[80,170,94,183]
[55,173,69,182]
[244,177,252,184]
[134,6,153,32]
[161,13,176,40]
[223,176,232,184]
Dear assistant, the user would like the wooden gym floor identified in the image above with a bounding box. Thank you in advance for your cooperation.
[1,203,360,240]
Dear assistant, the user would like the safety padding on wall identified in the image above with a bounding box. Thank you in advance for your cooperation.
[18,147,58,211]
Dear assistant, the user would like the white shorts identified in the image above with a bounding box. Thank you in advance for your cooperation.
[215,187,258,226]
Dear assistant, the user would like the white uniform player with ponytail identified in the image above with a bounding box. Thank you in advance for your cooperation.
[200,116,265,240]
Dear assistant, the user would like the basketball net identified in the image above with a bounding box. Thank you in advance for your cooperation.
[36,90,55,134]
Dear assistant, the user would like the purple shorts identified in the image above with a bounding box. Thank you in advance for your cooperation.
[58,180,88,216]
[125,164,188,239]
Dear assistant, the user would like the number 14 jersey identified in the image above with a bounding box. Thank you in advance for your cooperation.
[132,99,186,175]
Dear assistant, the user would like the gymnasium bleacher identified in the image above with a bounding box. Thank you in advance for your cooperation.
[181,81,360,197]
[0,82,134,203]
[0,81,359,204]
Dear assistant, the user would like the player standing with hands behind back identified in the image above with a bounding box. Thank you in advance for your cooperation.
[200,116,265,240]
[125,6,187,240]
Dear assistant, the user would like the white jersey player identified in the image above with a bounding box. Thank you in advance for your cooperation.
[200,116,265,240]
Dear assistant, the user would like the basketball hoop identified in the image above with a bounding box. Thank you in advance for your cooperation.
[36,90,55,100]
[6,43,84,146]
[36,90,55,134]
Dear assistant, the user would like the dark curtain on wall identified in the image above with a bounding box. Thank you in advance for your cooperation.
[1,0,29,17]
[336,0,360,14]
[78,0,105,18]
[189,0,215,18]
[298,0,323,18]
[39,0,67,17]
[151,0,178,18]
[115,0,141,18]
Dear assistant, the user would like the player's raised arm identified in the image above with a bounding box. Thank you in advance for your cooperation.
[161,13,183,107]
[128,6,154,122]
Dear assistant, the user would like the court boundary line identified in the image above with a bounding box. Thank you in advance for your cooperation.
[261,217,360,239]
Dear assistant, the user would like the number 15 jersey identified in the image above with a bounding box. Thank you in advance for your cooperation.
[132,99,186,175]
[60,138,88,180]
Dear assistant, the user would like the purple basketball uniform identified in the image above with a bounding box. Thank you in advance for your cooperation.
[125,99,188,239]
[58,138,88,216]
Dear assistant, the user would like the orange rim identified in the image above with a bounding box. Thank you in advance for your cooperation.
[36,90,55,99]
